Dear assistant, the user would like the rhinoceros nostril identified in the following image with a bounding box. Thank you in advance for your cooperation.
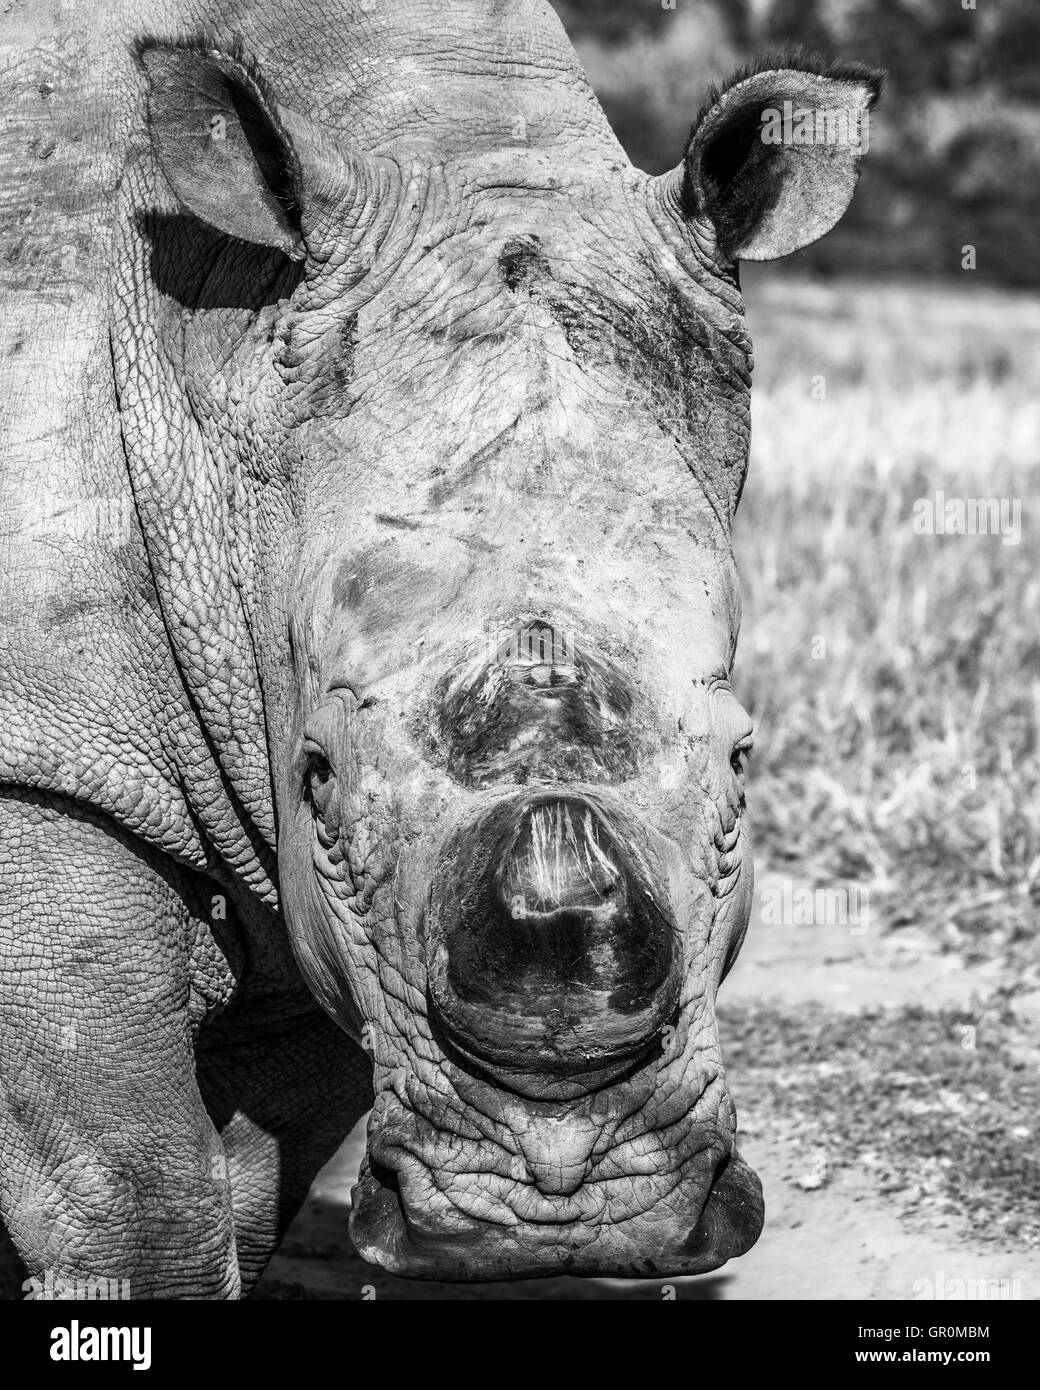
[426,795,680,1078]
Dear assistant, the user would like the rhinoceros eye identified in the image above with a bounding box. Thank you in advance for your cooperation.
[309,753,332,785]
[303,745,337,824]
[730,736,753,783]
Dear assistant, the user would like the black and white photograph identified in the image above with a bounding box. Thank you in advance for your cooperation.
[0,0,1036,1353]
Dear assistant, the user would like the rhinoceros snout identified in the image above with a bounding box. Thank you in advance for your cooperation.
[425,793,680,1082]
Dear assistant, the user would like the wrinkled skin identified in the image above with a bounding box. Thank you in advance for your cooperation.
[0,0,879,1293]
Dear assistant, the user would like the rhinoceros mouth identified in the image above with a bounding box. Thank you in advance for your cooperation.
[428,1019,664,1102]
[348,1134,763,1280]
[345,1048,763,1281]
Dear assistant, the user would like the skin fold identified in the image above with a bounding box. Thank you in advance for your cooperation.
[0,0,880,1294]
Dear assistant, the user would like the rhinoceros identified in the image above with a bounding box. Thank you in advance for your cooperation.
[0,0,879,1296]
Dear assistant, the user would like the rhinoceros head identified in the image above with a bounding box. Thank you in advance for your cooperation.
[135,13,879,1280]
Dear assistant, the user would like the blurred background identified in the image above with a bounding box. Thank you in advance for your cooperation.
[557,0,1040,285]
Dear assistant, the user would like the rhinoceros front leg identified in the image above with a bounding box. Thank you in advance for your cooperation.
[194,1007,373,1294]
[0,791,240,1299]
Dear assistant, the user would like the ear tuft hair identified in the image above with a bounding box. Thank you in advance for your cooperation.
[690,47,885,147]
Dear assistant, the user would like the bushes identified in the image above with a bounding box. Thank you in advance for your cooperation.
[551,0,1040,286]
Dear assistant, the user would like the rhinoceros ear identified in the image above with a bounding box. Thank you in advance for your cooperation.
[135,39,308,260]
[681,53,883,263]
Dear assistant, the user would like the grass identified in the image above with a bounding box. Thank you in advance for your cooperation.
[734,270,1040,979]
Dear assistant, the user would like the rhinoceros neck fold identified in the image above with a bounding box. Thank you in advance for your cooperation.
[109,294,284,896]
[0,5,278,914]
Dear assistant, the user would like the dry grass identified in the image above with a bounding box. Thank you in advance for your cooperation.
[735,271,1040,975]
